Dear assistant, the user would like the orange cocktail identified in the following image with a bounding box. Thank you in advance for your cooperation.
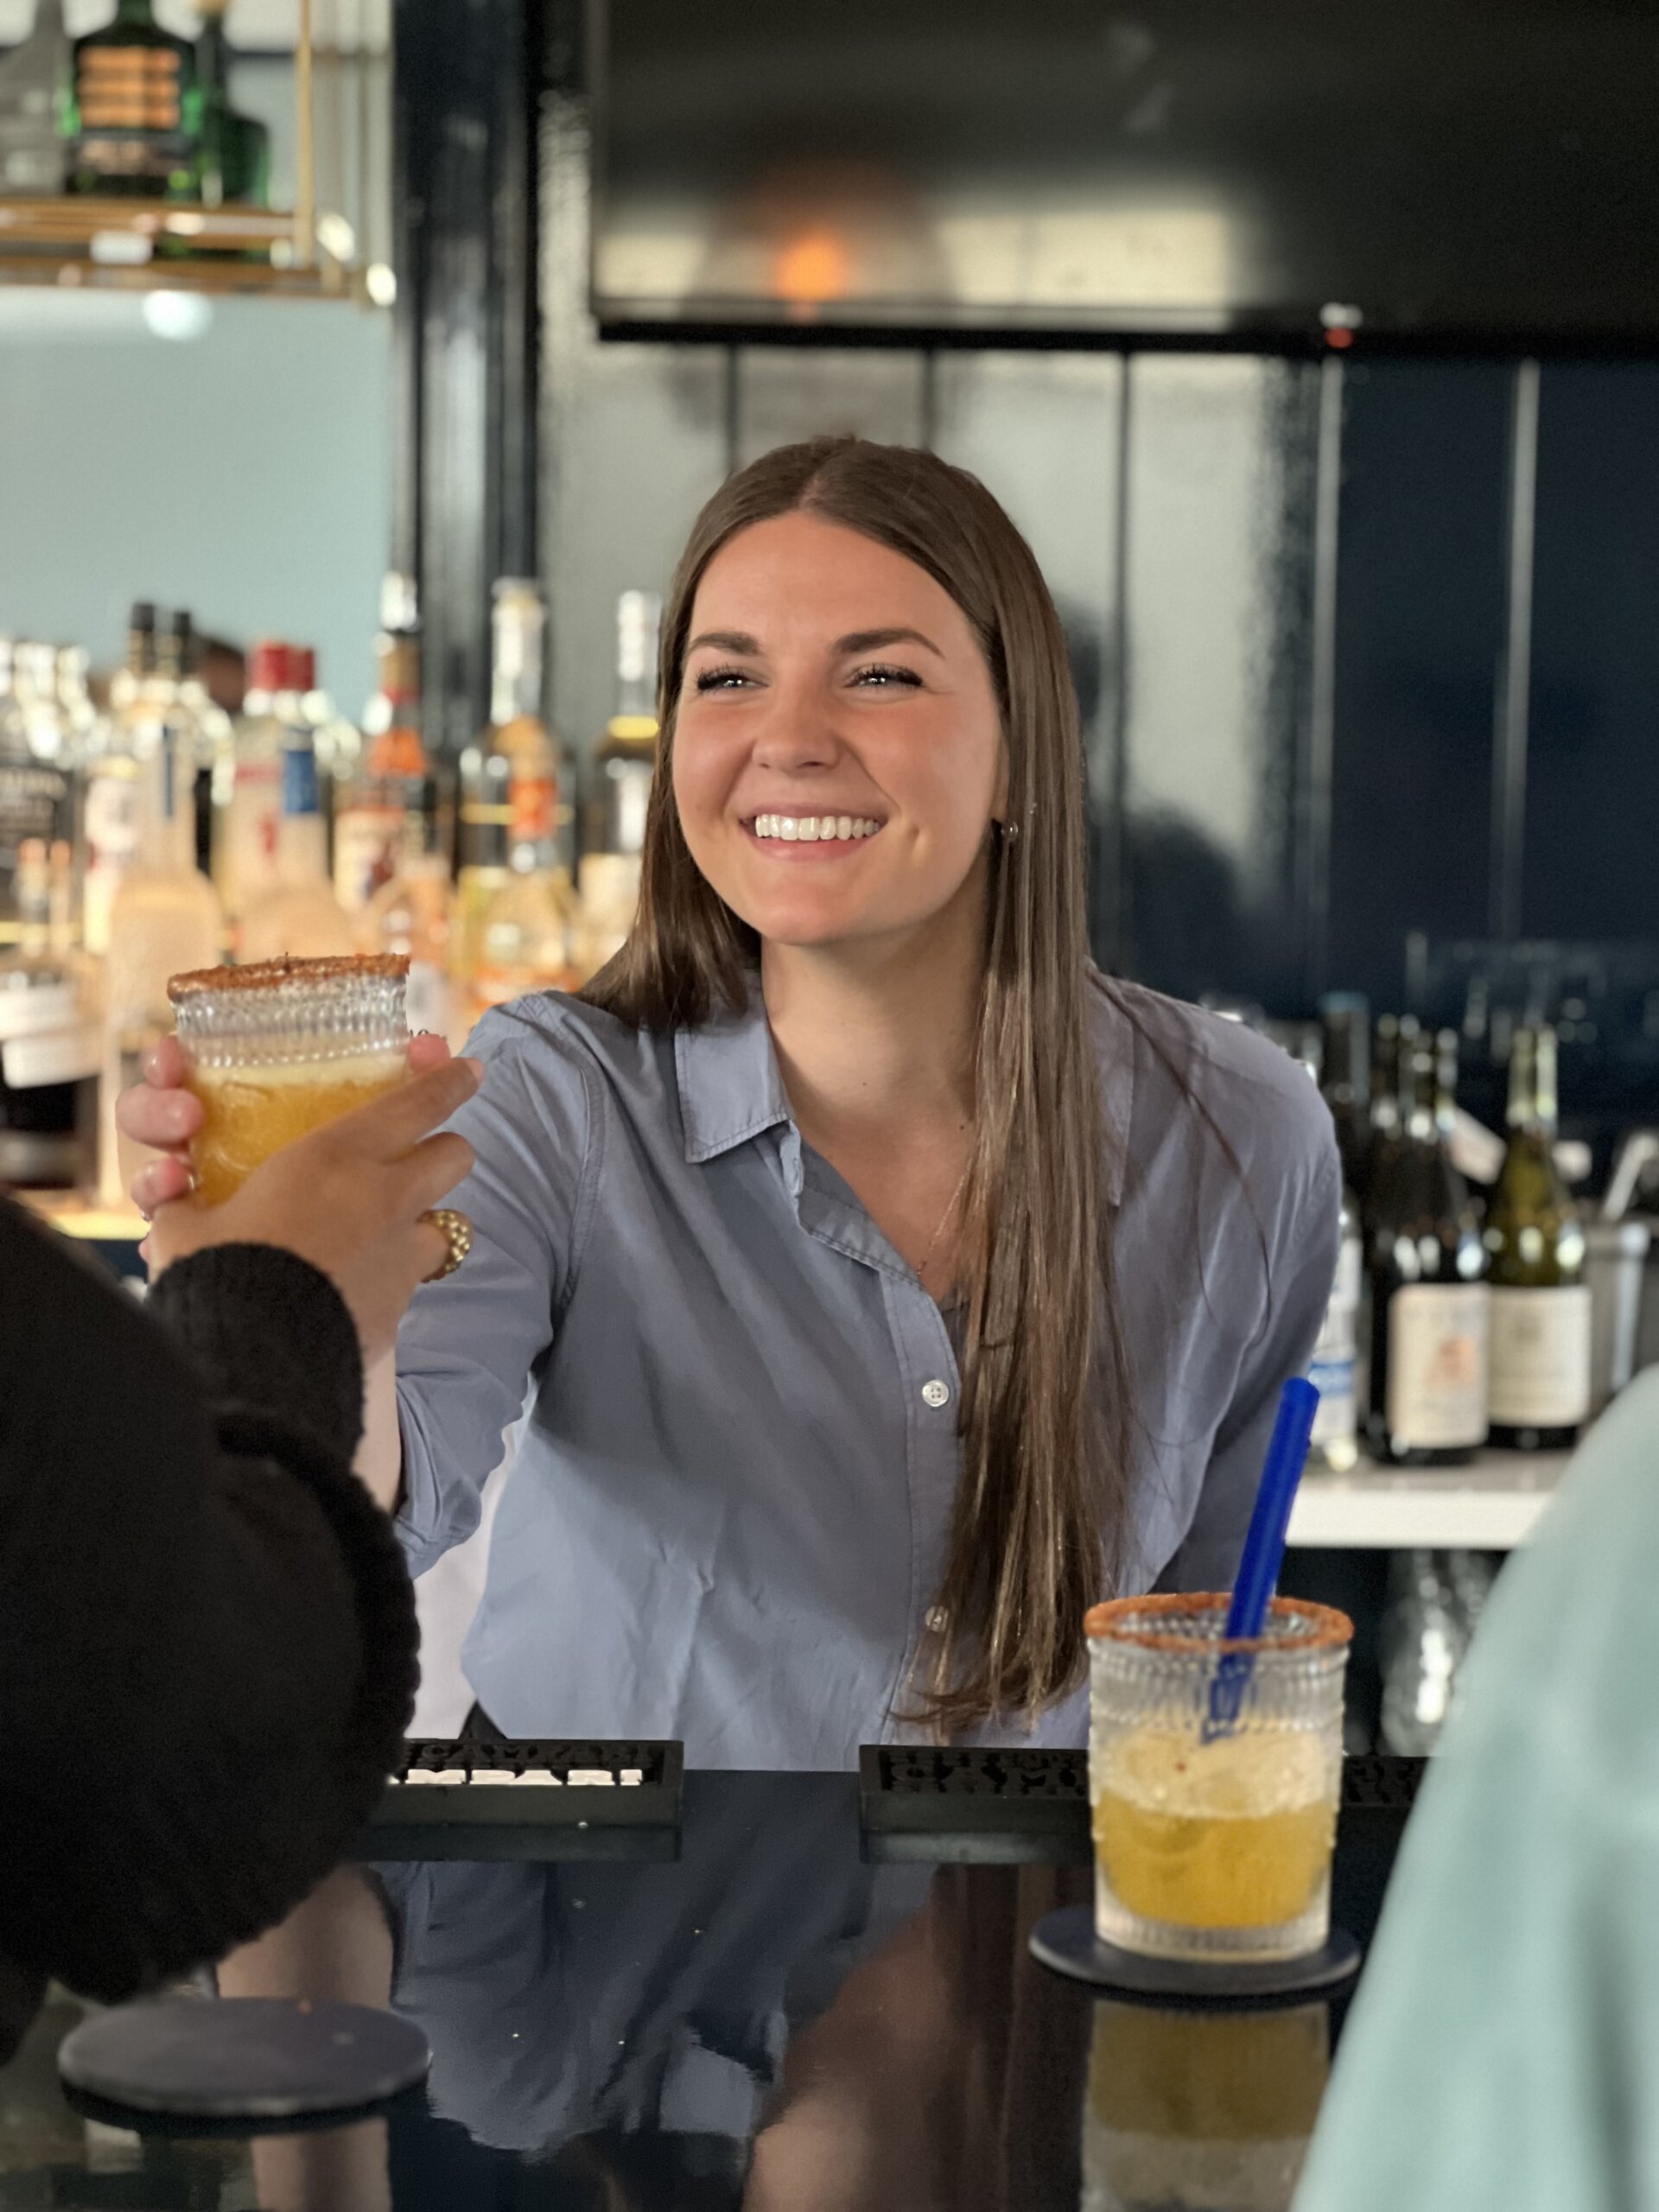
[168,954,410,1205]
[1086,1594,1351,1964]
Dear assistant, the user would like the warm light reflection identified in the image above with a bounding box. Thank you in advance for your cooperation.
[772,229,853,303]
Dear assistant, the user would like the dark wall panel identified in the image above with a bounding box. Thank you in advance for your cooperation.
[1526,364,1659,943]
[1118,358,1319,1012]
[1325,362,1512,1011]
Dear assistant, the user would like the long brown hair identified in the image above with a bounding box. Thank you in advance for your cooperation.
[583,436,1131,1732]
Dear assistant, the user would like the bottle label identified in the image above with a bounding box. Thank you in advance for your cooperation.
[1386,1283,1491,1450]
[333,804,404,912]
[1309,1235,1361,1451]
[404,959,454,1045]
[511,771,557,850]
[1488,1285,1592,1428]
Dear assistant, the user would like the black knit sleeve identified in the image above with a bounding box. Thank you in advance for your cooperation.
[0,1200,416,2005]
[148,1242,365,1461]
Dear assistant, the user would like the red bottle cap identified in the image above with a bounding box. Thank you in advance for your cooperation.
[290,646,317,694]
[248,639,288,694]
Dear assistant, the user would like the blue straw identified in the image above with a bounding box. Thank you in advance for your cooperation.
[1204,1376,1321,1741]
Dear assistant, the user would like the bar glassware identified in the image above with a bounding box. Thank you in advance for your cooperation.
[1086,1593,1352,1963]
[168,953,410,1205]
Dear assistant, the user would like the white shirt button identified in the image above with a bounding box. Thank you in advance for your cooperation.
[921,1378,951,1409]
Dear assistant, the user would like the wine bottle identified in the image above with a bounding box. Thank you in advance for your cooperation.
[1484,1025,1591,1451]
[1365,1029,1491,1465]
[1362,1013,1415,1200]
[1319,993,1371,1205]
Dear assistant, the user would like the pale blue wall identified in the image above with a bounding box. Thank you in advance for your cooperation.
[0,291,391,714]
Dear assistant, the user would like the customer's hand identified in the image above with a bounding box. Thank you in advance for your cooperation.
[142,1052,481,1366]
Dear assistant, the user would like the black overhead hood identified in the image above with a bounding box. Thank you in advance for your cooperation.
[589,0,1659,356]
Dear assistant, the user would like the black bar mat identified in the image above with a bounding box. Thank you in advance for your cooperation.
[362,1738,683,1861]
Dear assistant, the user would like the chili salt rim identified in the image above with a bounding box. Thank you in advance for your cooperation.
[1084,1591,1353,1656]
[168,953,410,1004]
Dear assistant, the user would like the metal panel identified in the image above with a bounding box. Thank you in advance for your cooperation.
[733,347,926,467]
[1325,362,1511,1011]
[1525,363,1659,944]
[1118,355,1320,1008]
[541,92,729,760]
[932,352,1125,965]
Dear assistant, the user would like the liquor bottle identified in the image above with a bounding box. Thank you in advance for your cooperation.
[99,725,222,1206]
[489,579,563,864]
[576,588,661,979]
[360,779,457,1045]
[452,745,512,996]
[1378,1550,1468,1756]
[588,588,662,861]
[0,0,71,195]
[240,730,355,963]
[1308,1178,1363,1474]
[169,610,232,882]
[80,603,156,958]
[68,0,200,200]
[1,640,73,949]
[192,0,268,208]
[0,836,100,1192]
[1484,1025,1592,1451]
[1318,993,1370,1205]
[219,639,291,932]
[1365,1029,1491,1465]
[335,606,425,913]
[472,848,577,1021]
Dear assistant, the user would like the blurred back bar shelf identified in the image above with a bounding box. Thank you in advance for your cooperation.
[0,194,350,295]
[1289,1452,1567,1552]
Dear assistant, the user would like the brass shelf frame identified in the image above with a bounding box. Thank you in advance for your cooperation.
[0,0,355,300]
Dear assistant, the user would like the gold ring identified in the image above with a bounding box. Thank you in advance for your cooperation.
[421,1208,474,1282]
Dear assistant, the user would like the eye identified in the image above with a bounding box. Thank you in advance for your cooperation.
[849,662,922,689]
[692,663,757,693]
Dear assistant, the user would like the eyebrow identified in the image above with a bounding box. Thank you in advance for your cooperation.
[683,626,944,660]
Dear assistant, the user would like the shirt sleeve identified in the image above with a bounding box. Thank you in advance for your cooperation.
[395,1001,598,1576]
[1294,1370,1659,2212]
[1156,1090,1341,1592]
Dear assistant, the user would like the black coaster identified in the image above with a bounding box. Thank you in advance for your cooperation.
[1028,1904,1361,2007]
[58,1998,430,2121]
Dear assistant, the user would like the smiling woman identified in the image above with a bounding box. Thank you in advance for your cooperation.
[128,434,1339,1766]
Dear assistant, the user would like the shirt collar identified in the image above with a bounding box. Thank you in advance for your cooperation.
[675,980,793,1165]
[674,965,1136,1205]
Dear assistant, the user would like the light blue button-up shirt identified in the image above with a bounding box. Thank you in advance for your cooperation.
[395,972,1338,1767]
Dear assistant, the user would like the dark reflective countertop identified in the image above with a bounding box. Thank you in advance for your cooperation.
[0,1770,1414,2210]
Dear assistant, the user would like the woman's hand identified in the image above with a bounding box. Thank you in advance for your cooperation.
[130,1041,482,1367]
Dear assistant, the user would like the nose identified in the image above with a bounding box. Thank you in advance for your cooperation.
[748,676,843,778]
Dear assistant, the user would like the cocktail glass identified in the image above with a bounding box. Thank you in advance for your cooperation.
[1086,1593,1352,1963]
[167,953,410,1205]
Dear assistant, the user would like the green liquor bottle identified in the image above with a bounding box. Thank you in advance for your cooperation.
[194,0,268,208]
[69,0,199,200]
[1484,1025,1592,1451]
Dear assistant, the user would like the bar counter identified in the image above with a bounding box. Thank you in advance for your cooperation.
[0,1765,1420,2208]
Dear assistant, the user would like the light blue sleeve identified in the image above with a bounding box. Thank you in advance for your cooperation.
[1160,1076,1341,1593]
[394,1001,596,1577]
[1294,1370,1659,2212]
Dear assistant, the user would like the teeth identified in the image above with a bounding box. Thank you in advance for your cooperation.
[752,813,881,842]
